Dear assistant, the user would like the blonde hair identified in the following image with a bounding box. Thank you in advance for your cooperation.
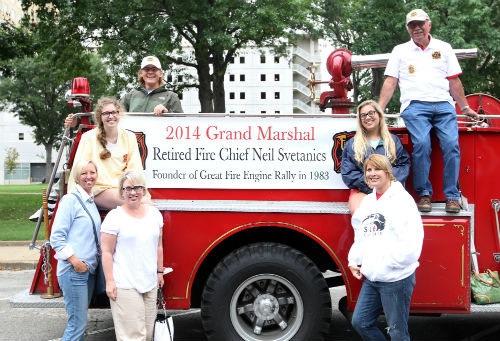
[117,170,147,200]
[363,154,396,184]
[72,160,97,183]
[352,100,396,165]
[93,97,122,160]
[137,69,165,88]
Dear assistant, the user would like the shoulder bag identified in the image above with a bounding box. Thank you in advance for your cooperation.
[72,193,107,298]
[153,286,174,341]
[471,269,500,304]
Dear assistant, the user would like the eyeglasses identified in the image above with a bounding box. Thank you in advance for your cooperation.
[142,67,160,72]
[360,110,377,120]
[102,110,119,117]
[122,185,145,193]
[407,21,427,29]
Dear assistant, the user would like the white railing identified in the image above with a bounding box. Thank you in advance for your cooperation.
[292,47,323,64]
[292,64,310,78]
[292,47,312,62]
[293,99,313,113]
[293,81,311,96]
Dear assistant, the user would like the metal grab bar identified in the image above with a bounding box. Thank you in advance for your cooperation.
[351,48,477,70]
[492,200,500,262]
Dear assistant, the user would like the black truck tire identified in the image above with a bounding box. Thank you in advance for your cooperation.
[201,242,331,341]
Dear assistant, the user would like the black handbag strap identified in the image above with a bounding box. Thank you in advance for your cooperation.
[72,192,101,258]
[157,286,167,313]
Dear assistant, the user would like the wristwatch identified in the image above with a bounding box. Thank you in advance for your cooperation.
[461,105,470,111]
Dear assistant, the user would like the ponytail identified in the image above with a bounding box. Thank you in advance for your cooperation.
[97,126,111,160]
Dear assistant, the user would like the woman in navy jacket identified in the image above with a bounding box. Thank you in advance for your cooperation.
[341,100,410,213]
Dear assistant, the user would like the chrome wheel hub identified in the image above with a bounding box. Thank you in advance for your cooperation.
[230,274,303,341]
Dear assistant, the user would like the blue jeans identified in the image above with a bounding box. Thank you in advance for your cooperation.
[58,267,95,341]
[351,272,416,341]
[401,101,460,200]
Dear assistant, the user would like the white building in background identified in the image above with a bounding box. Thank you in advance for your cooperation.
[0,0,22,24]
[0,112,57,185]
[0,0,37,24]
[176,38,325,114]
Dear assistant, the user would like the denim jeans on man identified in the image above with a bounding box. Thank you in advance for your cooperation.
[59,267,95,341]
[401,101,461,200]
[351,272,416,341]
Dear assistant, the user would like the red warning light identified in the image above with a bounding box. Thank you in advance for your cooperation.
[71,77,90,98]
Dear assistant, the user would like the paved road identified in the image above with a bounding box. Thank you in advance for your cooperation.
[1,270,499,341]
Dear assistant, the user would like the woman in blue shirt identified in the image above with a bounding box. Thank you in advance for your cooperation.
[341,100,410,213]
[50,159,101,341]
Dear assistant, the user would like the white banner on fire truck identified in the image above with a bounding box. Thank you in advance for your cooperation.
[119,115,357,189]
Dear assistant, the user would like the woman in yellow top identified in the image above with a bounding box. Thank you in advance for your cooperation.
[68,96,153,209]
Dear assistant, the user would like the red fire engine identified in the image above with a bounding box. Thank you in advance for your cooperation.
[25,49,500,341]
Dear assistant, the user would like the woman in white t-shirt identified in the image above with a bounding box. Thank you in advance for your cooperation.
[101,170,164,341]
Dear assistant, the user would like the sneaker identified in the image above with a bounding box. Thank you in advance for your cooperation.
[417,196,432,212]
[29,203,55,222]
[445,200,461,213]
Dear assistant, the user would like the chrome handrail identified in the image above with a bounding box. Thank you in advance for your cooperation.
[351,48,477,70]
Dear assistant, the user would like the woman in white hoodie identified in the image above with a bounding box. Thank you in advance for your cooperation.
[348,154,424,341]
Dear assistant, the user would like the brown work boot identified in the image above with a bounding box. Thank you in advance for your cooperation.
[417,196,432,212]
[445,200,461,213]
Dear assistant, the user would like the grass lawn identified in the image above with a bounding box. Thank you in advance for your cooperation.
[0,184,48,241]
[0,184,47,193]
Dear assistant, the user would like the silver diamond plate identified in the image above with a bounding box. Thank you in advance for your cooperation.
[470,302,500,313]
[10,289,65,308]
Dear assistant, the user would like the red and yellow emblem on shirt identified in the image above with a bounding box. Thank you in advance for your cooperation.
[123,154,128,163]
[432,51,441,59]
[408,65,415,74]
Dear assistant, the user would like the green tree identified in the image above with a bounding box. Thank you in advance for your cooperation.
[24,0,319,113]
[1,5,111,99]
[0,21,39,76]
[1,8,110,181]
[4,147,20,184]
[0,52,109,182]
[0,56,70,182]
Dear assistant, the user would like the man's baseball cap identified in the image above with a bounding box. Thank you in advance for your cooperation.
[406,9,430,25]
[141,56,162,70]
